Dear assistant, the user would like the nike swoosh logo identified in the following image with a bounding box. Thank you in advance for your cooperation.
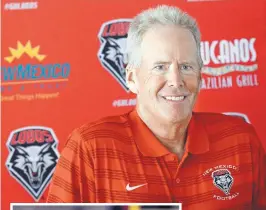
[126,183,147,191]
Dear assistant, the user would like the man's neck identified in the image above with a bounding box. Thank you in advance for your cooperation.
[136,105,191,156]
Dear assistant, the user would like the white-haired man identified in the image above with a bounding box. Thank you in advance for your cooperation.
[47,5,266,210]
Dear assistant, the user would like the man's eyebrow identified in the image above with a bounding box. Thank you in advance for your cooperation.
[179,60,198,65]
[152,61,171,65]
[152,60,199,66]
[179,61,201,68]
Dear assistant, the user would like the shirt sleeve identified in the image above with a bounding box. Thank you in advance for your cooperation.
[46,129,95,203]
[250,126,266,209]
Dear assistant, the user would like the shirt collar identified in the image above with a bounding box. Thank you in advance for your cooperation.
[128,109,209,157]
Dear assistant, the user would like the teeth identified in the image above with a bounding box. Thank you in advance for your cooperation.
[165,96,185,101]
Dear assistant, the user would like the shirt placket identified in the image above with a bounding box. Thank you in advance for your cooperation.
[164,152,190,203]
[163,153,182,202]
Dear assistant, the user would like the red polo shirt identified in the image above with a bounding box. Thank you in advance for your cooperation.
[47,109,266,210]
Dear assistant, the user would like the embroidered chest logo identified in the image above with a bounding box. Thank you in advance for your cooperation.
[212,169,233,195]
[126,183,147,191]
[203,165,239,201]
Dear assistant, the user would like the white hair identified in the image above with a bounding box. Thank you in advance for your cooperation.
[126,5,203,68]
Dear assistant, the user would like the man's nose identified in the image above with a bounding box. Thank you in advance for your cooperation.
[167,64,184,88]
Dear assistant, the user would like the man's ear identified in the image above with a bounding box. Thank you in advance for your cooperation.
[198,69,202,92]
[126,64,139,94]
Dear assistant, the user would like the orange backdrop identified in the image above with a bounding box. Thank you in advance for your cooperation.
[1,0,266,209]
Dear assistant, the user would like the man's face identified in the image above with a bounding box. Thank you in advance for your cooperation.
[129,25,201,124]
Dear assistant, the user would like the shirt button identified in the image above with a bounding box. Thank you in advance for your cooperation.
[176,178,180,183]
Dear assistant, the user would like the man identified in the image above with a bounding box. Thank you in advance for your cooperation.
[47,5,266,209]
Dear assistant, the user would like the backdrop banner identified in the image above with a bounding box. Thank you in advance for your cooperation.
[1,0,266,209]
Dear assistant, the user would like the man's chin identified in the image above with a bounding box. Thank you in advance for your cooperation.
[160,111,190,124]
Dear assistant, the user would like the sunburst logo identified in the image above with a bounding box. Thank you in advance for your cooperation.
[1,40,71,97]
[4,41,46,63]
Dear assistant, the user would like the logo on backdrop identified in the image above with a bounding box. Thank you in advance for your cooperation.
[223,112,251,124]
[4,1,38,10]
[6,126,60,201]
[1,41,71,101]
[200,38,259,90]
[98,19,132,92]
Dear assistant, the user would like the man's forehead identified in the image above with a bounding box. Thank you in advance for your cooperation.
[140,47,198,66]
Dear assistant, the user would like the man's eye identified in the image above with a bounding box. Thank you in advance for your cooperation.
[180,64,193,71]
[154,65,166,71]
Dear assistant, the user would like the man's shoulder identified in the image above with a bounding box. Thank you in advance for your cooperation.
[193,112,254,135]
[71,111,132,142]
[194,112,264,157]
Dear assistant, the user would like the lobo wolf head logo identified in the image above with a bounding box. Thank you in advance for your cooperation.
[98,19,132,92]
[212,169,234,195]
[6,126,59,201]
[15,144,54,189]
